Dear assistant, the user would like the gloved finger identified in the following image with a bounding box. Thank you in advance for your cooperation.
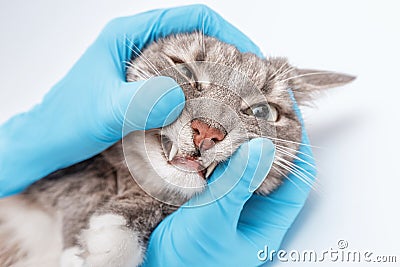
[237,193,303,250]
[236,152,314,250]
[111,76,185,136]
[184,138,275,230]
[100,4,263,75]
[237,141,314,247]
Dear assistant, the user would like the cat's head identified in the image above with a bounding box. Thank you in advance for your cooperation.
[116,32,354,204]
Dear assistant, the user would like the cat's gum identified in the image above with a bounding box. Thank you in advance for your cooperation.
[169,156,206,179]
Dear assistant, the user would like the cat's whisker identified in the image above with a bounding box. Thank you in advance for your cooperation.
[279,167,317,192]
[278,71,329,83]
[272,166,309,195]
[275,150,318,183]
[285,164,317,190]
[274,157,315,190]
[128,63,153,80]
[275,146,316,169]
[275,65,295,81]
[265,135,324,149]
[273,161,315,190]
[125,36,162,76]
[275,155,317,184]
[274,144,315,160]
[274,159,314,187]
[126,42,161,76]
[270,61,289,80]
[275,152,317,182]
[200,13,206,59]
[275,157,315,186]
[128,46,161,77]
[130,71,147,80]
[274,165,323,198]
[127,49,160,75]
[125,61,149,79]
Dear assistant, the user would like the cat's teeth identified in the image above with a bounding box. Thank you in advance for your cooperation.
[205,162,218,179]
[168,144,179,161]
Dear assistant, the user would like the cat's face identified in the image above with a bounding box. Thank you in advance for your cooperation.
[120,33,354,204]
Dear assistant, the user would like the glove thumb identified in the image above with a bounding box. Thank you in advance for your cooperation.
[115,76,185,135]
[186,138,275,224]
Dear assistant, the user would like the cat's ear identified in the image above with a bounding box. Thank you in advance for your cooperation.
[291,68,355,105]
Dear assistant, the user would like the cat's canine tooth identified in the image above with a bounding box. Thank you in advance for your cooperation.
[205,162,218,179]
[168,144,179,161]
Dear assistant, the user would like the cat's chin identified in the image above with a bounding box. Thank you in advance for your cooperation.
[122,131,207,205]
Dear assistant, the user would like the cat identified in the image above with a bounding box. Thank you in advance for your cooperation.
[0,32,354,267]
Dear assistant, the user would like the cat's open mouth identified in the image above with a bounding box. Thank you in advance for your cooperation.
[169,156,206,179]
[160,134,218,180]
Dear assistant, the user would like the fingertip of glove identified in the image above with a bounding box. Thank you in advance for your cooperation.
[143,77,185,128]
[247,138,275,152]
[208,138,275,193]
[237,138,275,166]
[121,77,185,132]
[150,76,185,104]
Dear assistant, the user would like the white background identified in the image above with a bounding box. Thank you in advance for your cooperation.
[1,1,399,266]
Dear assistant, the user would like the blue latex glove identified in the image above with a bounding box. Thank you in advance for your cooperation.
[142,98,315,267]
[0,4,262,197]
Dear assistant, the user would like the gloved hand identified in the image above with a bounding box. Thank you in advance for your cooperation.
[0,4,262,197]
[142,98,315,267]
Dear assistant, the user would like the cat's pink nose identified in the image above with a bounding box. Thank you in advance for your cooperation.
[191,119,225,151]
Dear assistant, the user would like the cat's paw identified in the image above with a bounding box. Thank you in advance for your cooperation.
[60,247,84,267]
[80,214,144,267]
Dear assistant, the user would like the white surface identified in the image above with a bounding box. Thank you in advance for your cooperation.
[1,1,399,266]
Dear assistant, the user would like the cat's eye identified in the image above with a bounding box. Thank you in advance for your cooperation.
[175,64,195,80]
[243,103,279,122]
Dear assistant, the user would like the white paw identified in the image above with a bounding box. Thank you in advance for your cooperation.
[81,213,144,267]
[60,247,84,267]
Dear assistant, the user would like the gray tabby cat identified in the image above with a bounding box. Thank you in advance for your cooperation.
[0,32,354,267]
